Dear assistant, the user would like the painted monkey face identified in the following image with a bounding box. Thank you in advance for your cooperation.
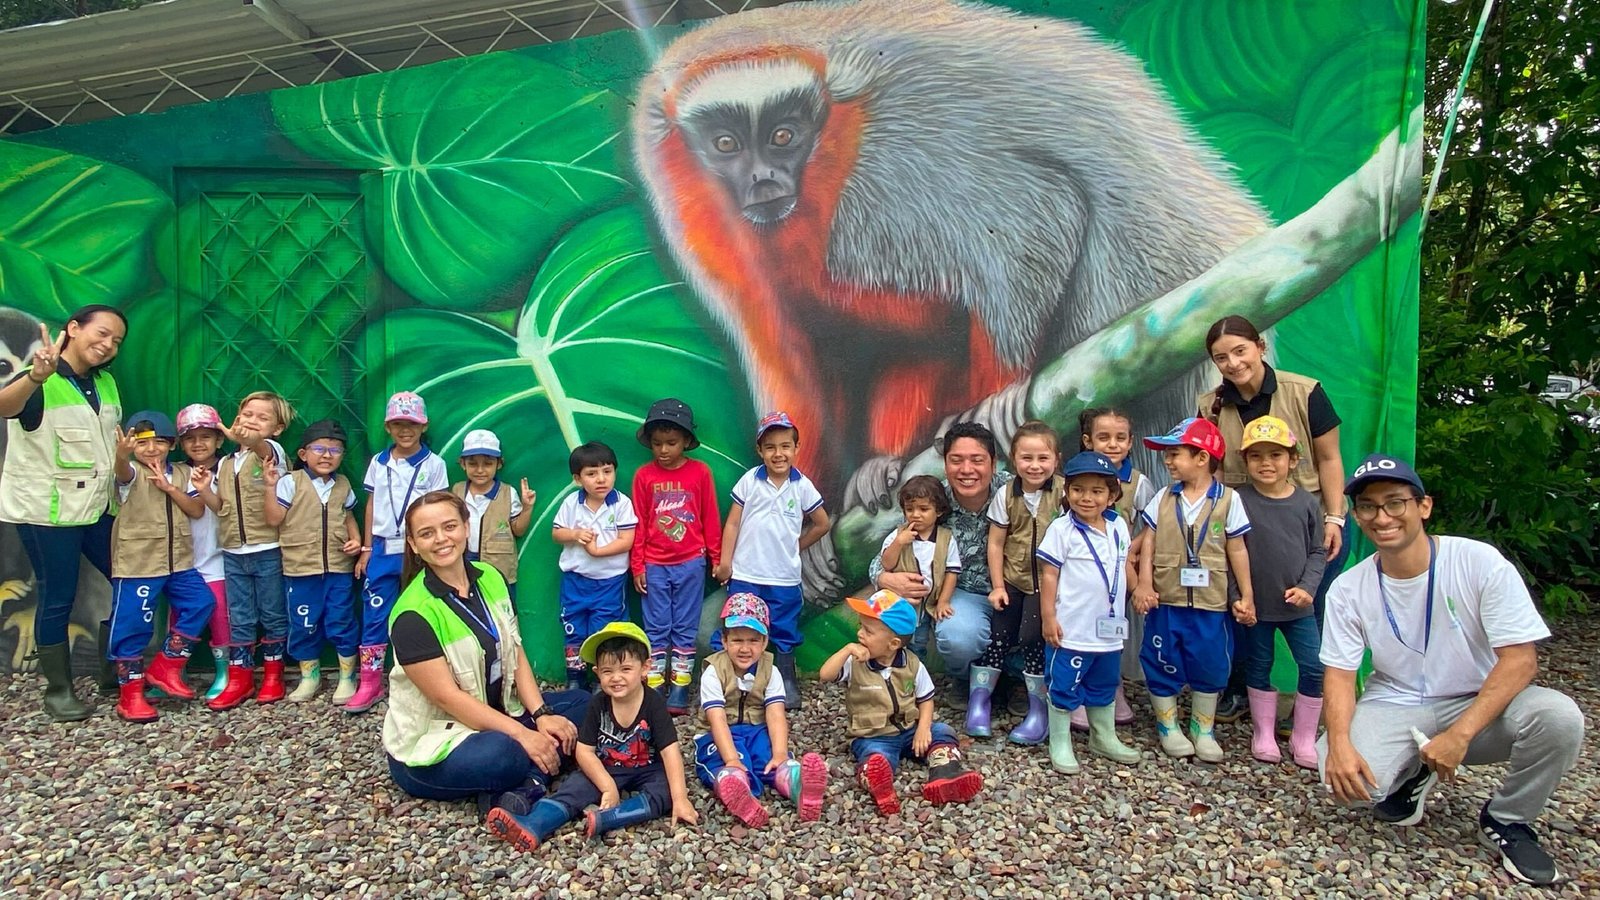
[682,87,826,226]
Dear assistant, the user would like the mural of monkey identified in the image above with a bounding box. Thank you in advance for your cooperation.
[634,0,1271,510]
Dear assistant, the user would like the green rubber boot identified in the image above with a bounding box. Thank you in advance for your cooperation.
[38,642,92,722]
[1086,704,1141,764]
[1047,705,1080,774]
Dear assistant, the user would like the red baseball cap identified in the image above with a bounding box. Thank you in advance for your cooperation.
[1142,417,1225,459]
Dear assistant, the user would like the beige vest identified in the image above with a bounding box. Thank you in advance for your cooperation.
[700,651,775,728]
[217,450,280,549]
[111,463,196,578]
[892,525,952,590]
[1151,486,1235,612]
[280,471,356,577]
[0,370,122,526]
[1000,475,1064,594]
[1199,371,1322,494]
[1113,469,1146,524]
[845,651,924,738]
[452,482,518,584]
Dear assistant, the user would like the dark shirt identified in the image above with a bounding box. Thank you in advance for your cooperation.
[1216,364,1340,438]
[1237,484,1327,622]
[578,687,677,772]
[391,565,505,713]
[5,360,104,431]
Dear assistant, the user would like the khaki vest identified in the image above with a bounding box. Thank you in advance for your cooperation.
[280,471,356,577]
[0,370,122,526]
[1000,475,1064,594]
[383,562,525,766]
[216,451,280,549]
[892,526,952,590]
[1199,371,1322,494]
[110,463,196,578]
[451,481,518,584]
[1113,469,1146,524]
[845,651,924,738]
[699,651,775,728]
[1151,486,1235,612]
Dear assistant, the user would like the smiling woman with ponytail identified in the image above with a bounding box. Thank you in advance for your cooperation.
[0,304,128,722]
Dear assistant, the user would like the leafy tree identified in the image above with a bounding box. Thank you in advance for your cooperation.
[0,1,145,31]
[1418,0,1600,611]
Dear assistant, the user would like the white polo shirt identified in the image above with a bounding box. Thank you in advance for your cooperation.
[275,473,358,510]
[698,658,788,722]
[222,441,287,554]
[189,466,224,581]
[1321,536,1551,704]
[1036,512,1131,652]
[729,465,824,585]
[462,480,524,555]
[552,489,637,579]
[362,446,448,553]
[877,528,962,585]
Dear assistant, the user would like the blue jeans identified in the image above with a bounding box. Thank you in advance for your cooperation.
[934,588,992,677]
[849,721,959,772]
[224,548,285,649]
[286,573,359,660]
[16,516,114,645]
[386,689,590,801]
[1245,616,1324,696]
[108,568,214,660]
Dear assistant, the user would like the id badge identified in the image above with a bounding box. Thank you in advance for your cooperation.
[1180,567,1211,588]
[1095,617,1129,640]
[488,658,503,685]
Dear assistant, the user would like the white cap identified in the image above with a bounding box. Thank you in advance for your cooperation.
[460,429,502,459]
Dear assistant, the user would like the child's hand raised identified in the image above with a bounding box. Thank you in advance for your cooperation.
[261,455,281,488]
[845,642,870,663]
[113,426,138,459]
[1284,587,1313,608]
[519,478,536,510]
[892,522,918,546]
[146,460,178,494]
[189,464,212,492]
[671,797,700,826]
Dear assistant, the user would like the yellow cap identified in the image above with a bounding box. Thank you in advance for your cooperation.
[579,621,650,665]
[1240,415,1299,451]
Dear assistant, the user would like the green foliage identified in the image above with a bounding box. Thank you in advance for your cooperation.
[1418,0,1600,610]
[0,0,146,31]
[271,54,632,311]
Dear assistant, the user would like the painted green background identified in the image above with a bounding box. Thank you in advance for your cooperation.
[0,0,1423,680]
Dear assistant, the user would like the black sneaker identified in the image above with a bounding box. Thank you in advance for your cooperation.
[1213,692,1246,724]
[1478,803,1560,885]
[1372,764,1437,826]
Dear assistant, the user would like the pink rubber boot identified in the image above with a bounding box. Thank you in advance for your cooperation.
[1247,688,1282,763]
[343,644,387,714]
[1290,694,1323,769]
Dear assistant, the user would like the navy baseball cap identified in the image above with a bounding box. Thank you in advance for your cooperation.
[1062,451,1118,479]
[1344,453,1425,497]
[125,409,176,442]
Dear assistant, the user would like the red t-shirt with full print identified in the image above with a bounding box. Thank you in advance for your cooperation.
[629,458,721,575]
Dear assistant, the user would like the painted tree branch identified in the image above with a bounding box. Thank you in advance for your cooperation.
[832,105,1424,584]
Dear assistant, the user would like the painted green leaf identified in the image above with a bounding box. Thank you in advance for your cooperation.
[0,142,168,321]
[272,53,631,310]
[367,206,751,674]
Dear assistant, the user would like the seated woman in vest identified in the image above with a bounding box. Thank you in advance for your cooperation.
[384,490,590,820]
[0,304,127,722]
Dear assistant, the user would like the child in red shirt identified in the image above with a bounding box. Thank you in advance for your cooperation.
[629,398,722,715]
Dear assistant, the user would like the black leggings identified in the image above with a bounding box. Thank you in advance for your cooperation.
[976,584,1044,676]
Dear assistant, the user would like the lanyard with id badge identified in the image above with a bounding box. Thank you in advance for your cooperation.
[1074,517,1128,640]
[450,588,503,686]
[1179,494,1219,591]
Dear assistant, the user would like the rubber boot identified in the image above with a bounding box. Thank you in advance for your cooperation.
[922,745,983,804]
[1048,704,1080,774]
[1150,694,1195,758]
[37,642,92,722]
[647,650,667,692]
[488,781,548,817]
[1247,688,1282,763]
[1007,673,1049,745]
[207,657,256,711]
[964,665,999,737]
[256,659,286,704]
[1086,704,1141,764]
[331,654,359,706]
[204,647,229,701]
[1189,691,1224,763]
[665,683,691,717]
[666,645,694,714]
[95,622,117,696]
[145,652,195,701]
[714,766,770,827]
[289,660,322,702]
[1289,694,1323,769]
[1070,705,1089,732]
[487,797,570,852]
[773,651,802,710]
[114,660,158,723]
[1114,683,1135,725]
[773,753,827,822]
[858,752,900,815]
[565,668,588,692]
[343,644,387,714]
[584,793,657,838]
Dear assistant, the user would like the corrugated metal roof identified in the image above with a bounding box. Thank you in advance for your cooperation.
[1,0,788,134]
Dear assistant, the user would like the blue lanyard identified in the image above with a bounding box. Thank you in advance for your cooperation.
[1180,492,1218,566]
[447,585,499,642]
[1376,537,1437,655]
[1071,515,1124,616]
[387,453,425,534]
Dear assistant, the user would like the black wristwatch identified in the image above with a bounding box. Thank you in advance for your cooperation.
[530,703,555,721]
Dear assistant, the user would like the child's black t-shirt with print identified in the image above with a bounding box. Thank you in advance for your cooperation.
[578,687,678,771]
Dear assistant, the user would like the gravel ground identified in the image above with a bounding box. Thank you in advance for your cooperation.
[2,617,1596,900]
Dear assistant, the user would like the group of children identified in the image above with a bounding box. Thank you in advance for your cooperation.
[105,384,1327,837]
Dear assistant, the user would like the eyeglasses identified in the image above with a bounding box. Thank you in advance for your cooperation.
[1352,497,1419,521]
[306,444,345,457]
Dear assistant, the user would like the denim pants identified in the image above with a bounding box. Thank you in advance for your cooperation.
[934,588,992,677]
[849,721,959,772]
[16,515,114,645]
[1244,616,1324,696]
[224,548,285,649]
[387,689,590,800]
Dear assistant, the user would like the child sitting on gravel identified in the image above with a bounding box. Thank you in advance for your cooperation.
[486,622,699,851]
[694,593,828,827]
[820,590,983,815]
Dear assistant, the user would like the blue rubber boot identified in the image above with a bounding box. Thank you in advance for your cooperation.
[964,665,1000,737]
[584,793,658,838]
[1008,673,1050,745]
[486,798,570,853]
